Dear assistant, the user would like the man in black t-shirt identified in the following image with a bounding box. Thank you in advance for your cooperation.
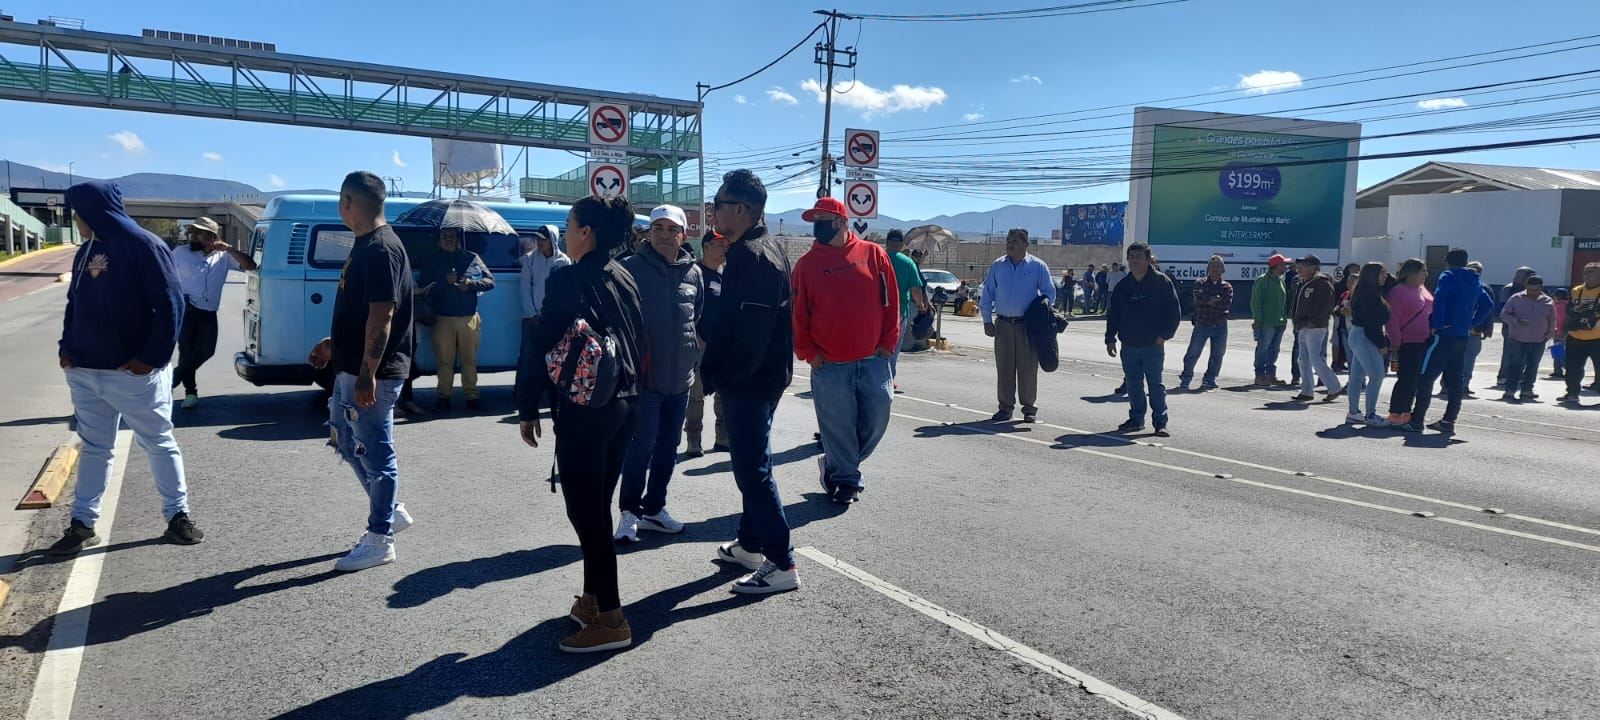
[308,171,415,573]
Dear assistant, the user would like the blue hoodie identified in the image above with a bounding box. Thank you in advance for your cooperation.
[1429,266,1494,338]
[60,180,184,370]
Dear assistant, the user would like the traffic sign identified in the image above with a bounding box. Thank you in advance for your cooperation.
[590,148,627,161]
[588,162,628,199]
[846,181,878,219]
[588,102,630,146]
[844,128,879,168]
[845,167,876,180]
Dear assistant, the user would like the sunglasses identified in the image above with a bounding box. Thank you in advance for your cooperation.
[712,198,746,211]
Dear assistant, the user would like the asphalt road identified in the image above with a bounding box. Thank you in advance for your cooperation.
[2,282,1599,719]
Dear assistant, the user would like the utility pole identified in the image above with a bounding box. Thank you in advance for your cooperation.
[813,9,856,199]
[696,82,709,235]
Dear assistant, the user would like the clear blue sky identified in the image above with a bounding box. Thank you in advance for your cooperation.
[3,0,1599,219]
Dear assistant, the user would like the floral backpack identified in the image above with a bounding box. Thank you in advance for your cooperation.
[544,285,621,408]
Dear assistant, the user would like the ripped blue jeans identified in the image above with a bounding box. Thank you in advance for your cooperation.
[328,372,403,535]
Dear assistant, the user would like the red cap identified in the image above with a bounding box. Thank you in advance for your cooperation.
[801,196,850,222]
[1267,253,1292,268]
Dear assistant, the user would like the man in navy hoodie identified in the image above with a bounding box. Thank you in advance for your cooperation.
[1398,247,1495,434]
[52,180,202,555]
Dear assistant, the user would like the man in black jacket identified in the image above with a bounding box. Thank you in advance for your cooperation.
[1105,242,1179,435]
[697,170,799,595]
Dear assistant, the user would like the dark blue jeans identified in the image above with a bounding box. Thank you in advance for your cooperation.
[1180,324,1227,385]
[1120,344,1168,426]
[1503,339,1545,394]
[1253,325,1285,377]
[1411,334,1467,423]
[618,391,690,516]
[721,393,793,569]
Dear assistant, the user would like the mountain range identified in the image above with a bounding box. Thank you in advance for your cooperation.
[2,159,1068,238]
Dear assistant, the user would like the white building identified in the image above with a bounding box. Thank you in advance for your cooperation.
[1352,161,1600,288]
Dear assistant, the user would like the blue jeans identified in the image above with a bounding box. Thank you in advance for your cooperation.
[1120,344,1168,426]
[1180,324,1227,385]
[1253,325,1285,377]
[811,356,893,490]
[619,391,689,516]
[328,372,403,535]
[721,393,793,569]
[65,366,189,526]
[1502,338,1545,394]
[1460,334,1483,390]
[1345,326,1387,417]
[890,314,911,377]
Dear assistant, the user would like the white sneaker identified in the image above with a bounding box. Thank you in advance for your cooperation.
[714,541,764,571]
[732,560,800,594]
[1364,414,1390,428]
[1345,410,1365,424]
[334,532,395,572]
[639,509,684,534]
[391,503,413,534]
[613,511,640,544]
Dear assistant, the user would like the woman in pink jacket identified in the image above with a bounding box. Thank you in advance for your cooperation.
[1385,259,1434,425]
[1498,275,1556,401]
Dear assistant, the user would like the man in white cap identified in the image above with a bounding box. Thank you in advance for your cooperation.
[615,205,705,542]
[172,216,257,408]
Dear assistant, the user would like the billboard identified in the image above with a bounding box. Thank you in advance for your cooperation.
[1126,108,1360,282]
[1061,201,1127,246]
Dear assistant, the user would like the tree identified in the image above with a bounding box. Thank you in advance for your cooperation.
[865,231,885,242]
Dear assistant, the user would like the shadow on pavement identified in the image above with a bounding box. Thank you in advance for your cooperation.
[387,545,581,609]
[275,573,750,720]
[680,442,821,477]
[2,537,167,574]
[1051,432,1138,449]
[0,552,344,652]
[0,414,73,429]
[1077,393,1126,405]
[911,419,1033,440]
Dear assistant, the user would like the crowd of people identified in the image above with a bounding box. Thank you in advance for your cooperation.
[42,167,1600,659]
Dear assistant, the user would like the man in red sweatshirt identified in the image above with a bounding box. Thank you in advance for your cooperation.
[793,197,900,505]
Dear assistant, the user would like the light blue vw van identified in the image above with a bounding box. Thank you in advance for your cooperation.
[235,194,573,390]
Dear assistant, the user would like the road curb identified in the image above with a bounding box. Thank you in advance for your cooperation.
[18,443,79,510]
[0,243,76,272]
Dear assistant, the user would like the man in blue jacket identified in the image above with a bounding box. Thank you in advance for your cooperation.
[1398,248,1495,434]
[52,180,202,555]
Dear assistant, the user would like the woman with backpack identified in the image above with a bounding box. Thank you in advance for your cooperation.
[515,195,645,654]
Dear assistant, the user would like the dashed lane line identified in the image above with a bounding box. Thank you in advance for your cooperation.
[25,430,131,720]
[797,546,1186,720]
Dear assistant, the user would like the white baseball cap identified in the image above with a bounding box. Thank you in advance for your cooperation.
[649,204,687,231]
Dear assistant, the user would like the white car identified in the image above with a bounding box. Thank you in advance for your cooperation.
[920,268,963,307]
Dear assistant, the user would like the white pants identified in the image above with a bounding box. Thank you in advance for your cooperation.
[1297,327,1343,396]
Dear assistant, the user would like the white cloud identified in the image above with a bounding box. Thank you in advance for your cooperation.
[799,78,947,118]
[202,152,223,162]
[1417,97,1468,111]
[392,150,407,168]
[964,113,985,122]
[1235,70,1303,95]
[268,174,286,189]
[734,94,748,105]
[1010,74,1043,85]
[108,131,145,153]
[766,87,798,105]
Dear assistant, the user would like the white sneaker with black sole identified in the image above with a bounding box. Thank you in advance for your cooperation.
[614,511,640,544]
[638,509,684,534]
[334,532,395,572]
[715,541,764,571]
[732,560,799,595]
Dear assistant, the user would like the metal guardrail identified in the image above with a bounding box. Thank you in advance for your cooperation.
[518,178,702,206]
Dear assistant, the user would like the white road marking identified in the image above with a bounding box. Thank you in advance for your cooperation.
[26,430,131,720]
[797,546,1186,720]
[879,385,1600,542]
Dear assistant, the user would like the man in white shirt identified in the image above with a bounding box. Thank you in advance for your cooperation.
[172,217,257,408]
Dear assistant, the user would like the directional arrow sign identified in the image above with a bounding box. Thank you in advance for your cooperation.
[588,162,628,199]
[846,180,878,220]
[844,128,879,168]
[588,102,630,146]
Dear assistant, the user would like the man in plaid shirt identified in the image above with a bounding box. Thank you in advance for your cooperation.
[1179,255,1234,390]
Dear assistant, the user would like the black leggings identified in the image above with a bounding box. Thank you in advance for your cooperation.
[554,398,637,611]
[173,303,219,395]
[1387,341,1427,415]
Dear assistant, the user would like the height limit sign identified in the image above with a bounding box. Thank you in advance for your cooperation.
[847,180,878,219]
[844,128,879,168]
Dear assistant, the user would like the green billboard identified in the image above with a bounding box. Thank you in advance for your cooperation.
[1147,125,1350,251]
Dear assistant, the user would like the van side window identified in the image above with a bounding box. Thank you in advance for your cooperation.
[309,226,356,268]
[250,226,267,267]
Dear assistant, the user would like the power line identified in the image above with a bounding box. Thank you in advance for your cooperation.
[704,21,828,93]
[848,0,1190,22]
